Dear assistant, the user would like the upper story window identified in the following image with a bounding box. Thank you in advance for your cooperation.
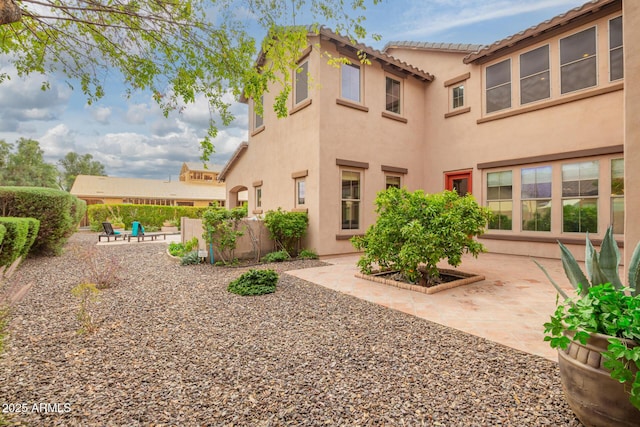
[560,27,597,94]
[609,16,623,81]
[520,45,550,105]
[452,84,464,109]
[385,175,401,189]
[341,62,361,103]
[486,59,511,113]
[295,61,309,104]
[253,95,264,130]
[385,76,401,114]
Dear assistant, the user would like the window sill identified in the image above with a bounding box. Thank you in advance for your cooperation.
[252,209,263,214]
[479,233,622,247]
[381,111,408,123]
[289,98,312,116]
[444,107,471,118]
[478,82,623,124]
[292,208,308,213]
[251,125,265,137]
[336,98,369,112]
[336,233,364,240]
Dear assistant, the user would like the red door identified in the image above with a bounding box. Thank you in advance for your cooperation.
[445,171,472,196]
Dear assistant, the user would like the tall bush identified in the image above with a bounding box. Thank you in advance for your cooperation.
[88,204,208,231]
[0,187,81,256]
[263,208,308,256]
[352,188,491,283]
[202,205,247,264]
[0,217,39,267]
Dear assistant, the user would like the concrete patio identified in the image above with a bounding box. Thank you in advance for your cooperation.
[288,252,576,362]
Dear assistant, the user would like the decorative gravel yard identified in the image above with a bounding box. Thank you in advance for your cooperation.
[0,233,580,426]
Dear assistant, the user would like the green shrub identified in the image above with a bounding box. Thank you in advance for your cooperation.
[0,186,85,256]
[228,269,278,296]
[202,206,246,264]
[0,224,5,247]
[0,218,31,267]
[264,208,308,256]
[87,204,208,231]
[169,237,199,258]
[181,251,202,265]
[298,249,318,260]
[261,250,291,263]
[352,188,491,284]
[20,218,40,258]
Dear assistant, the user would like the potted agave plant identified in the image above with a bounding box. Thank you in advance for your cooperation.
[535,226,640,427]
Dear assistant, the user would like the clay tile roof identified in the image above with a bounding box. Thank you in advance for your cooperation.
[383,41,484,54]
[464,0,619,64]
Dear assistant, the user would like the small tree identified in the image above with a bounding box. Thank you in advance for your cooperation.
[352,188,491,284]
[263,208,308,257]
[202,205,247,264]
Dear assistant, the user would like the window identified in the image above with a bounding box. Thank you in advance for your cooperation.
[487,171,512,230]
[385,175,401,189]
[295,61,309,104]
[609,16,623,81]
[562,161,598,233]
[611,158,624,234]
[486,59,511,113]
[254,96,264,129]
[520,45,550,105]
[521,166,552,231]
[255,186,262,209]
[296,178,306,206]
[385,76,401,114]
[452,84,464,109]
[341,62,361,102]
[560,27,597,94]
[341,170,360,230]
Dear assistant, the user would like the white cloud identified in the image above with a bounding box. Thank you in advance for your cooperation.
[88,105,112,124]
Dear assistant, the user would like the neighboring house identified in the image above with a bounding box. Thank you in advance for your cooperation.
[71,163,246,225]
[219,0,640,261]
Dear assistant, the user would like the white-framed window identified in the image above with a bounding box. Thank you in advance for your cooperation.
[520,45,550,105]
[341,170,360,230]
[385,76,401,114]
[385,175,401,189]
[560,27,597,94]
[609,16,623,81]
[521,166,552,232]
[255,186,262,209]
[341,62,361,103]
[295,60,309,104]
[296,178,306,206]
[487,170,513,230]
[486,59,511,113]
[452,84,464,109]
[253,95,264,129]
[562,161,598,233]
[611,158,624,234]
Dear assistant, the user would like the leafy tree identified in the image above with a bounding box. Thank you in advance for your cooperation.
[0,0,380,160]
[2,138,58,188]
[58,152,106,191]
[352,188,491,284]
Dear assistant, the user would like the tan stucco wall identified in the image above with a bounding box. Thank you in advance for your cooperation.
[624,1,640,266]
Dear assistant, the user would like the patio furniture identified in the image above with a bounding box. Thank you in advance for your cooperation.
[98,222,126,242]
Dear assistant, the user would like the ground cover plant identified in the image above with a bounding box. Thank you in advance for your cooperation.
[227,269,278,296]
[352,188,491,285]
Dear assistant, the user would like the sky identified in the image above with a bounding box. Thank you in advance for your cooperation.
[0,0,589,181]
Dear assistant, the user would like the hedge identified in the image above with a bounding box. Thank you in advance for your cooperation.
[0,217,40,267]
[87,204,210,231]
[0,187,86,256]
[0,224,5,247]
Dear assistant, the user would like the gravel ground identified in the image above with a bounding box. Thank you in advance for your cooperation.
[0,232,581,426]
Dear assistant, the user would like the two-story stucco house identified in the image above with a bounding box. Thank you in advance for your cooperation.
[220,0,640,263]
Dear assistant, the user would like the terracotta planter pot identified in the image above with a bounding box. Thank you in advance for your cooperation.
[558,330,639,427]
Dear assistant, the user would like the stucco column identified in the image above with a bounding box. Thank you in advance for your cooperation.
[624,1,640,265]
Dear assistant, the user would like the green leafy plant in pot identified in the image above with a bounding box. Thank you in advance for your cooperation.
[535,226,640,427]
